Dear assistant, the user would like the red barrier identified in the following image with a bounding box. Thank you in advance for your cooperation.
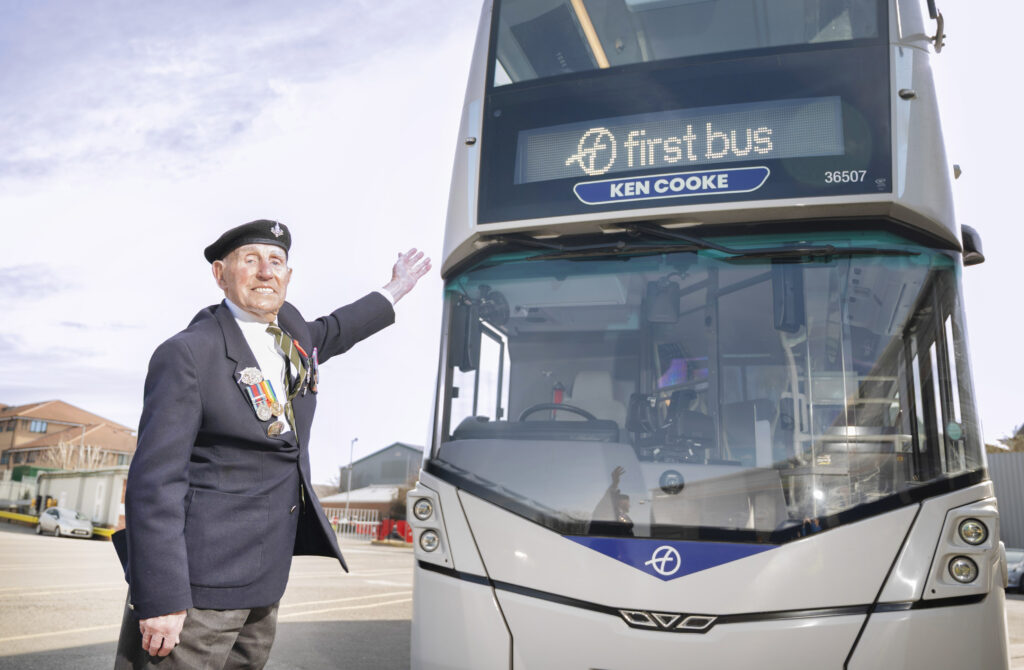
[377,519,413,542]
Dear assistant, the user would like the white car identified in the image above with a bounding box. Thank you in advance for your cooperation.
[1007,548,1024,593]
[36,507,94,539]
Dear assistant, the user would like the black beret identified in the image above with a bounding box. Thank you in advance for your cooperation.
[204,219,291,263]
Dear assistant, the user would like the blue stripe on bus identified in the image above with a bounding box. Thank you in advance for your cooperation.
[566,536,777,581]
[573,166,770,206]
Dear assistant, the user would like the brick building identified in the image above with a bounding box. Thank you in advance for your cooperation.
[0,400,137,474]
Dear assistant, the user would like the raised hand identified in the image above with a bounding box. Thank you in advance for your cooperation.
[383,248,432,303]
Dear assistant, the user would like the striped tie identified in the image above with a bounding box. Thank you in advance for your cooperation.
[266,324,307,399]
[266,324,306,440]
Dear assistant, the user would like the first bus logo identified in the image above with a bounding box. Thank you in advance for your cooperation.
[566,127,617,176]
[645,546,682,577]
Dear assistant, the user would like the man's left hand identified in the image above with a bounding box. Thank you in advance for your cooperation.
[383,248,432,303]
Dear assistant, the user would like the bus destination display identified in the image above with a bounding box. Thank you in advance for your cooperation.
[514,96,845,190]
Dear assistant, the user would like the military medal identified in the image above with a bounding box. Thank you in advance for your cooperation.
[267,421,284,436]
[310,347,319,394]
[239,367,263,385]
[244,377,281,423]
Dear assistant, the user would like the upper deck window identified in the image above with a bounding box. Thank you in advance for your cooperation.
[493,0,882,86]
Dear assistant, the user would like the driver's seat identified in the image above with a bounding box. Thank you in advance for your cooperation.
[562,371,628,427]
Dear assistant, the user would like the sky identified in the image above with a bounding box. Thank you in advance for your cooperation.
[0,1,1021,484]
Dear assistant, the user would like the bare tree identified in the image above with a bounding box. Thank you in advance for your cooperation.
[40,439,108,470]
[79,443,106,469]
[999,425,1024,452]
[42,439,80,470]
[985,424,1024,454]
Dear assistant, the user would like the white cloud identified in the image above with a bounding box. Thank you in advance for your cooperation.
[0,0,479,479]
[3,0,1021,478]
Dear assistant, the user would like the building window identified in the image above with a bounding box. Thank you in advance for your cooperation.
[29,420,48,433]
[0,451,8,465]
[117,453,129,466]
[5,421,14,432]
[26,451,36,463]
[13,452,24,464]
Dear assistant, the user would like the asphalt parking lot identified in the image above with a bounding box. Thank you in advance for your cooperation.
[0,523,413,670]
[1,521,1022,669]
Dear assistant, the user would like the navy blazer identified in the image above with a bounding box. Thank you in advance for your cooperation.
[119,294,394,619]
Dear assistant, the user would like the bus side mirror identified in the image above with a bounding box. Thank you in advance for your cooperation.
[450,301,481,372]
[962,225,985,266]
[771,263,805,333]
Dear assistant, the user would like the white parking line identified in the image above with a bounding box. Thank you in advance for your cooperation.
[363,580,412,587]
[0,580,121,593]
[0,585,125,599]
[0,563,118,571]
[0,623,120,644]
[0,594,414,642]
[279,591,411,609]
[288,568,411,579]
[278,598,412,619]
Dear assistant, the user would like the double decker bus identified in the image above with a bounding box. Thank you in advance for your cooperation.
[408,1,1010,668]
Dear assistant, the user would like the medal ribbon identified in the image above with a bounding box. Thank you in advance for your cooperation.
[266,324,305,441]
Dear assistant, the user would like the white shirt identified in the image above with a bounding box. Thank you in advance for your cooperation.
[224,290,395,436]
[225,299,296,435]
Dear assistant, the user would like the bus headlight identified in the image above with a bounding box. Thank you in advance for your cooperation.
[413,498,434,521]
[958,518,988,546]
[949,556,979,583]
[419,530,440,552]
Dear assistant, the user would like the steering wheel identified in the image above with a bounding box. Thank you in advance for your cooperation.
[518,403,598,422]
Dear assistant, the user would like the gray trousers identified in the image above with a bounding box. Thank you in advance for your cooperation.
[114,598,279,670]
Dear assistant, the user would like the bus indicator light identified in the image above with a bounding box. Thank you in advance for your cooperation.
[958,518,987,546]
[949,556,979,584]
[419,530,441,552]
[413,498,434,521]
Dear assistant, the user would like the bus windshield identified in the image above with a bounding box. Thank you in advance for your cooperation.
[493,0,883,86]
[434,231,983,542]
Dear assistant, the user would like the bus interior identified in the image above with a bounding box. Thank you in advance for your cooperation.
[437,233,981,541]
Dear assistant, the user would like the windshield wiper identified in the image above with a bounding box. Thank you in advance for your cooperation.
[486,234,634,254]
[625,223,921,259]
[467,226,919,271]
[473,233,698,263]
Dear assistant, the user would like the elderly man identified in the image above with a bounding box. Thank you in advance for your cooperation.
[113,219,430,669]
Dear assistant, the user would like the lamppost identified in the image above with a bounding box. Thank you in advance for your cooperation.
[343,437,357,532]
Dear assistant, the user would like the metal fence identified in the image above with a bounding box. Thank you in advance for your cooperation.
[989,453,1024,549]
[323,507,380,540]
[0,477,34,506]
